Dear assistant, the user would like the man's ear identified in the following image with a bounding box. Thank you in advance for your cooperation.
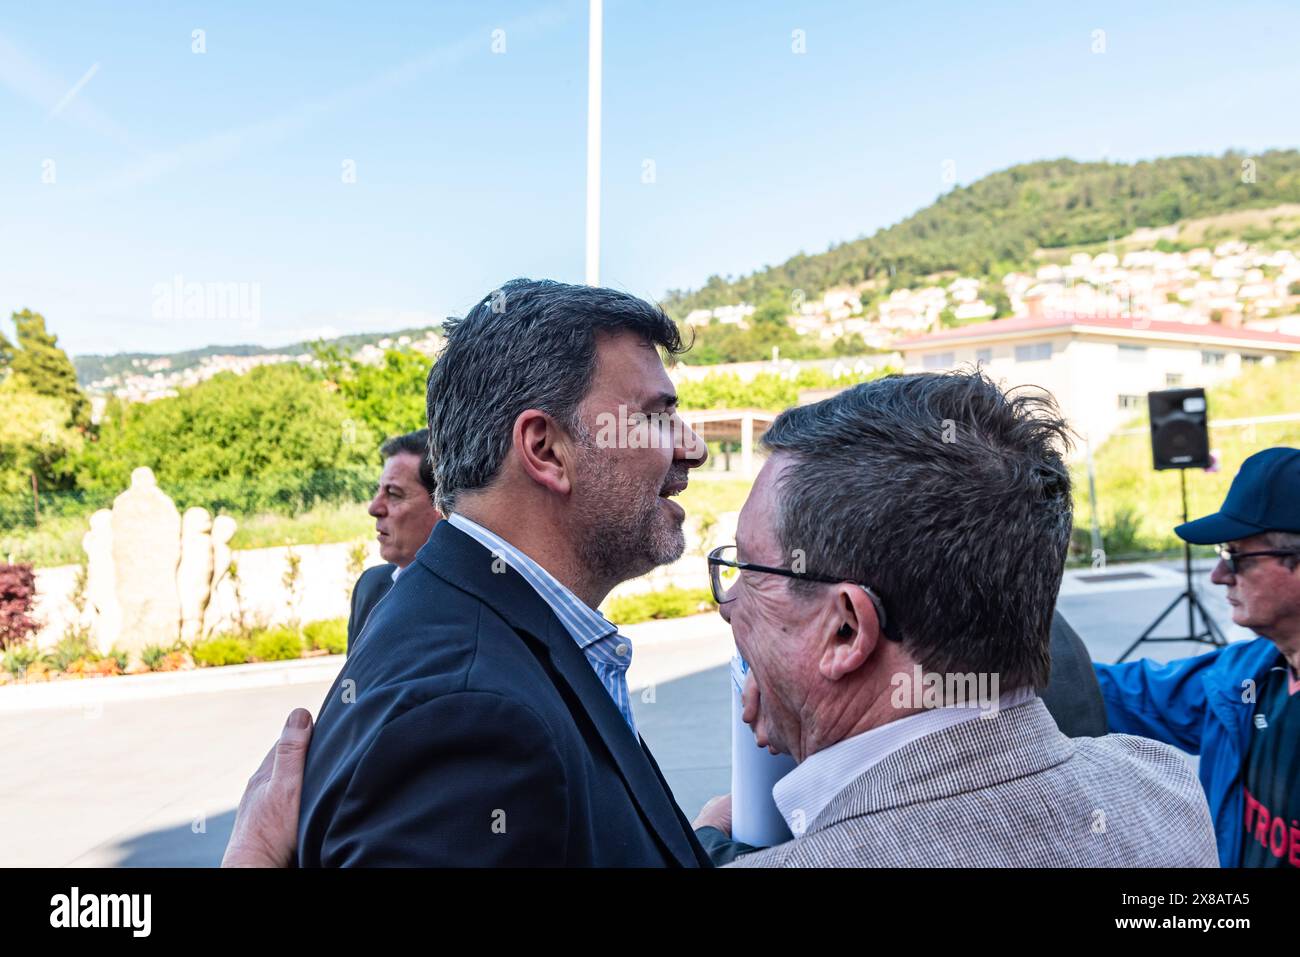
[818,584,883,682]
[513,409,574,496]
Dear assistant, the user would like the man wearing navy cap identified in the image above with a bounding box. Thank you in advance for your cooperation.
[1094,447,1300,867]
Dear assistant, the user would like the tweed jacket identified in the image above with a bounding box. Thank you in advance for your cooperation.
[727,698,1218,867]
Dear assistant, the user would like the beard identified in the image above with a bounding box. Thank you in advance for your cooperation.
[570,438,688,587]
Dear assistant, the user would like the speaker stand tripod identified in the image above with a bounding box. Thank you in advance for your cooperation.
[1115,469,1228,663]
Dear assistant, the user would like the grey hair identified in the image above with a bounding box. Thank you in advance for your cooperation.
[1265,531,1300,569]
[426,278,685,513]
[759,370,1074,691]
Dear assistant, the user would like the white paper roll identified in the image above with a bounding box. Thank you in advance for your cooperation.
[730,654,796,847]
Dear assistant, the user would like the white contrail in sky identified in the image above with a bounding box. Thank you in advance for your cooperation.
[49,61,100,117]
[82,0,575,196]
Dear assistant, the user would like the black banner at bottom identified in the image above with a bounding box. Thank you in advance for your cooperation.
[0,866,1286,942]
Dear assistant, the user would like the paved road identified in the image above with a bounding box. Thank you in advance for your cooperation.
[0,561,1246,867]
[1059,558,1252,664]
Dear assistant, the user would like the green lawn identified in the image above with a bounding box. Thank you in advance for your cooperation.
[0,513,91,569]
[229,502,375,550]
[676,476,751,518]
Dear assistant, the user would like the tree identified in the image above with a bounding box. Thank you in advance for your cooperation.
[983,284,1013,319]
[675,366,897,411]
[662,150,1300,320]
[0,382,83,496]
[7,310,90,428]
[831,334,870,356]
[72,363,377,515]
[750,290,793,328]
[315,347,430,441]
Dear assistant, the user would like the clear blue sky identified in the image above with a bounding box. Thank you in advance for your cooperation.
[1,0,1296,356]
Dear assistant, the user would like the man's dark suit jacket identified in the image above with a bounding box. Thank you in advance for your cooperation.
[1043,609,1107,738]
[345,563,396,655]
[298,520,712,867]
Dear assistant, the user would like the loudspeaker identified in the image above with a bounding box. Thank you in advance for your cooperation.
[1148,387,1210,470]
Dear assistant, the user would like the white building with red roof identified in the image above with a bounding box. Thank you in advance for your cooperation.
[898,315,1300,450]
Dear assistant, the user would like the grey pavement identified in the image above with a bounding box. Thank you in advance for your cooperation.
[0,560,1250,867]
[1058,558,1252,665]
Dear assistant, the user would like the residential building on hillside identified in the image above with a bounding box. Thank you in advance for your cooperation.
[684,304,755,328]
[899,315,1300,452]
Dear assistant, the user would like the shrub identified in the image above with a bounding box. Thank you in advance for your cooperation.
[250,627,305,662]
[71,364,377,519]
[105,646,130,672]
[192,636,253,667]
[141,644,168,671]
[604,587,715,625]
[2,643,43,678]
[303,618,347,656]
[1102,505,1146,560]
[22,659,52,681]
[159,650,190,672]
[0,563,39,650]
[66,656,121,677]
[46,632,99,672]
[63,657,92,676]
[93,657,122,677]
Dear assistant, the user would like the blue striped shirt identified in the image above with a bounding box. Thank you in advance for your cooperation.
[448,512,638,737]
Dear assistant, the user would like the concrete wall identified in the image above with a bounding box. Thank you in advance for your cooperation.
[30,538,383,651]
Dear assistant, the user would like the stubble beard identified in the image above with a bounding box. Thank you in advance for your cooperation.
[572,442,686,589]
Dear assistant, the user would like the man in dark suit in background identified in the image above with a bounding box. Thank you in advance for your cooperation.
[1045,610,1107,737]
[346,429,442,653]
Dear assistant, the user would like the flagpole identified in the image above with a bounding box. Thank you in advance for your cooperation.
[584,0,603,286]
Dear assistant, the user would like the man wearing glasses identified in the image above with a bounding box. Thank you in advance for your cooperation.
[223,369,1217,868]
[1094,447,1300,868]
[690,372,1215,866]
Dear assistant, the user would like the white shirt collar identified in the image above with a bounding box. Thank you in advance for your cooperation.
[445,512,618,648]
[772,685,1036,836]
[391,564,403,584]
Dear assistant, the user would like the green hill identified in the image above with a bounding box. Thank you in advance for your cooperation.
[664,150,1300,319]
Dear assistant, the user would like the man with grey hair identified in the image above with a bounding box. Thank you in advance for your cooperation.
[693,371,1217,866]
[223,367,1215,868]
[292,279,713,866]
[1095,447,1300,868]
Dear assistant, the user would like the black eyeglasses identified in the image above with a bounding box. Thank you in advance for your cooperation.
[1215,545,1300,575]
[707,545,892,638]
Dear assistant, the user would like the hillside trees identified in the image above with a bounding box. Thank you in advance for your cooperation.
[72,363,377,516]
[312,345,429,440]
[664,150,1300,321]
